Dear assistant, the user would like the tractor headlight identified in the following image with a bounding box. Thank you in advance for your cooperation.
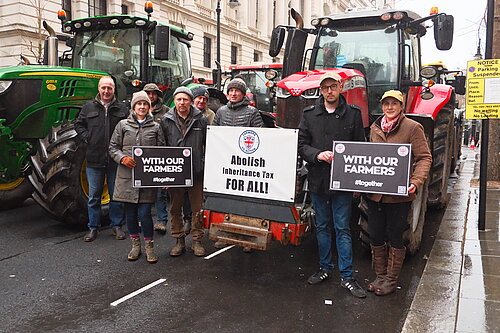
[420,66,438,79]
[0,80,12,94]
[276,87,291,98]
[302,88,319,98]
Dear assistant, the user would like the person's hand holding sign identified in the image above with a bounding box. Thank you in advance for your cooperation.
[121,156,136,168]
[408,184,416,194]
[317,151,334,163]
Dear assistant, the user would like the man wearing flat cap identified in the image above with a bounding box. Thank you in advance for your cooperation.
[160,87,208,257]
[298,71,367,298]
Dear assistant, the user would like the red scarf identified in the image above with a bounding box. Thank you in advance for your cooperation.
[381,114,400,133]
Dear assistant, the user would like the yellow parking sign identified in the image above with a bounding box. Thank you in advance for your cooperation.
[466,59,500,119]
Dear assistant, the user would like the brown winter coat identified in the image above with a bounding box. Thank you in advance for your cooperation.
[109,113,166,204]
[367,113,432,203]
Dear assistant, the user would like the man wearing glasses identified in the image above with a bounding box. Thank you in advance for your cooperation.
[298,72,366,298]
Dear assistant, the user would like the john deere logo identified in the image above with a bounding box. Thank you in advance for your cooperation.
[46,84,56,91]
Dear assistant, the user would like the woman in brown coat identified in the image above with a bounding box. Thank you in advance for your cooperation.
[366,90,432,296]
[109,91,165,263]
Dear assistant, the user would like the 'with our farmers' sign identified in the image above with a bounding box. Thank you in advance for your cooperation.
[330,141,411,196]
[132,146,192,188]
[204,126,298,203]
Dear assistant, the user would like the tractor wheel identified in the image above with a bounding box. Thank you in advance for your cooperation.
[358,180,429,255]
[0,177,33,210]
[427,99,455,208]
[29,122,110,227]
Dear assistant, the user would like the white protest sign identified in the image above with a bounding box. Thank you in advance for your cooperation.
[204,126,298,203]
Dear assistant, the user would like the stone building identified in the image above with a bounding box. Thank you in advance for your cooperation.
[0,0,394,78]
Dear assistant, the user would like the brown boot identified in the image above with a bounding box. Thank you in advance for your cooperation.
[375,246,406,296]
[191,240,206,257]
[169,237,186,257]
[128,238,141,261]
[145,240,158,264]
[367,243,388,292]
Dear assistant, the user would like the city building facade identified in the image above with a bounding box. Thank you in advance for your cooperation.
[0,0,394,78]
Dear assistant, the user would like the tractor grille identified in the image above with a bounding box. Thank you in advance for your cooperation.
[58,80,78,98]
[0,79,41,125]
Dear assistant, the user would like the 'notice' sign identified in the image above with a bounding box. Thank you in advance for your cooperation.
[204,126,298,203]
[330,141,411,196]
[466,59,500,119]
[132,146,193,188]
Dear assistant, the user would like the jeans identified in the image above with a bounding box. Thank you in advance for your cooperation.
[310,191,354,279]
[367,199,411,249]
[155,188,169,223]
[86,165,123,230]
[125,203,154,239]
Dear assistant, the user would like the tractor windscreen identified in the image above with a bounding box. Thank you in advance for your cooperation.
[73,28,141,99]
[313,26,399,114]
[232,69,278,112]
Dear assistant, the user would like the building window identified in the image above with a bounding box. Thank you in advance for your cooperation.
[121,4,128,14]
[89,0,107,17]
[203,36,212,68]
[231,45,238,64]
[62,0,72,20]
[253,51,260,62]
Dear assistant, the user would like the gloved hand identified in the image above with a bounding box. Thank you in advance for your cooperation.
[121,156,136,168]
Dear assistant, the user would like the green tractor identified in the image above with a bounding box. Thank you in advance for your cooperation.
[0,7,194,225]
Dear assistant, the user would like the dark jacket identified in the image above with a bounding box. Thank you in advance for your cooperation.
[160,106,208,180]
[75,95,128,168]
[367,114,432,203]
[213,98,263,127]
[109,113,165,204]
[152,97,168,122]
[298,95,365,194]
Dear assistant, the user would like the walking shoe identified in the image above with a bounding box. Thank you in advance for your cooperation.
[83,230,98,242]
[214,241,227,249]
[307,269,331,285]
[112,227,126,240]
[341,278,367,298]
[191,241,206,257]
[154,222,167,234]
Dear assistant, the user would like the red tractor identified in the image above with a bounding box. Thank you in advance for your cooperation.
[268,7,462,253]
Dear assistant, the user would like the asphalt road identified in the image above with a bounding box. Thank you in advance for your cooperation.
[0,198,445,333]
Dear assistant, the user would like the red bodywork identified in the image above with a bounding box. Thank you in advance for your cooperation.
[229,63,283,71]
[276,69,370,127]
[406,84,453,120]
[203,209,309,247]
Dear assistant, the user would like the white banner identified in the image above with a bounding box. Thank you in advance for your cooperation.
[204,126,298,203]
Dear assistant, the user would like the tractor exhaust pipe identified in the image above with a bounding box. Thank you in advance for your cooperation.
[290,8,304,29]
[43,21,59,66]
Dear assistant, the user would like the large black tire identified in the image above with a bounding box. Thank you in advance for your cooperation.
[358,179,429,255]
[0,177,33,210]
[427,95,456,207]
[28,121,109,227]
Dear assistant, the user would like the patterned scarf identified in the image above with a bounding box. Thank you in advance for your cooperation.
[381,114,400,133]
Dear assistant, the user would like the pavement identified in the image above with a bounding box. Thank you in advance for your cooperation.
[402,147,500,333]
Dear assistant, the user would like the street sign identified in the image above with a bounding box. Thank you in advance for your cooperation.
[204,126,298,203]
[466,59,500,119]
[330,141,412,196]
[132,146,193,188]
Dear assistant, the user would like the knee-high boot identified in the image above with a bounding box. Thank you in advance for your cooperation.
[367,243,388,292]
[375,246,406,296]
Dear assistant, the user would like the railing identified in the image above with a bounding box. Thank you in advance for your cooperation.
[196,3,213,18]
[224,16,238,28]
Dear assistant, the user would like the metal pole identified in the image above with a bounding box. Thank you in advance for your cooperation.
[216,0,221,90]
[479,0,494,231]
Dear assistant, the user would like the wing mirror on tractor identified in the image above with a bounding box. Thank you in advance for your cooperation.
[433,14,454,50]
[155,25,170,60]
[269,27,286,57]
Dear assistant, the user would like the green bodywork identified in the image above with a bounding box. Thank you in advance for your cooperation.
[0,14,193,185]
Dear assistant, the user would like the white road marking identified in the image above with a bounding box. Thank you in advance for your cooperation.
[110,278,166,307]
[204,245,235,260]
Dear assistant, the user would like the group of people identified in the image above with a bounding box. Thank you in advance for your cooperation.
[74,71,432,298]
[74,76,263,263]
